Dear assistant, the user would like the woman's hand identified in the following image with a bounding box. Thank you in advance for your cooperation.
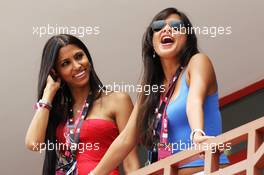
[192,132,215,144]
[192,132,215,159]
[42,72,61,102]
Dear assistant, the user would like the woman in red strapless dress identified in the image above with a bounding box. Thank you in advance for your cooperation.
[25,34,140,175]
[56,119,120,175]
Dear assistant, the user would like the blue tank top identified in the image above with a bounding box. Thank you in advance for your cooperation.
[166,69,229,167]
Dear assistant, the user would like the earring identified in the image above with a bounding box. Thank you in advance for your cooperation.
[153,51,156,58]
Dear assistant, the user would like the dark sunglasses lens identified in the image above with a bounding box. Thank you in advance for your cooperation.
[151,20,166,32]
[170,21,184,31]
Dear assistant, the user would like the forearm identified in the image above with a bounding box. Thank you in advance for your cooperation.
[92,131,137,175]
[123,147,140,174]
[25,92,53,151]
[92,99,140,175]
[25,108,50,151]
[186,100,204,131]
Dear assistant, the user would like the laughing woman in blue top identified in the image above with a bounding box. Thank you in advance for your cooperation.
[89,7,229,175]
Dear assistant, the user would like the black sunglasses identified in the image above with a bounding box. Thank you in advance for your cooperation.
[151,20,184,32]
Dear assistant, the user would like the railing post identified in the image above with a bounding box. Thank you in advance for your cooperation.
[163,166,177,175]
[247,130,262,156]
[247,130,263,175]
[204,150,219,174]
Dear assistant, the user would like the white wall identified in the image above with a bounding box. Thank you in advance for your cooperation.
[0,0,263,174]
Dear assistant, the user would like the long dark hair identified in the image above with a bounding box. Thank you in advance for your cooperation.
[38,34,104,175]
[137,8,199,148]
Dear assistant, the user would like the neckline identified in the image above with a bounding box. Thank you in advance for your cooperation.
[62,118,117,125]
[84,118,117,125]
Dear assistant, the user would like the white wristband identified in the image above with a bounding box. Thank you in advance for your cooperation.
[190,129,206,142]
[39,99,52,108]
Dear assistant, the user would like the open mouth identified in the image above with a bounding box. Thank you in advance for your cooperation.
[73,69,86,79]
[161,36,174,45]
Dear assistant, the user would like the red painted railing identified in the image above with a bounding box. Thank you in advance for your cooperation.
[129,116,264,175]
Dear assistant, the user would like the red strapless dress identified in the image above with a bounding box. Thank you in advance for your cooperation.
[56,118,120,175]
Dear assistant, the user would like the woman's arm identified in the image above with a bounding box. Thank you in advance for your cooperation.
[186,53,217,142]
[92,97,140,175]
[113,92,140,174]
[25,75,60,151]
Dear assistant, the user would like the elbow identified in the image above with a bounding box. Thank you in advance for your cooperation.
[25,138,35,151]
[25,138,42,152]
[123,157,140,174]
[123,162,137,174]
[120,138,140,173]
[123,162,131,174]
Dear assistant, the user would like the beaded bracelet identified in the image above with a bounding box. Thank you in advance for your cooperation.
[34,99,52,111]
[39,99,52,108]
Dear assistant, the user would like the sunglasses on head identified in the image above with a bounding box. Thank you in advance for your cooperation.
[151,20,184,32]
